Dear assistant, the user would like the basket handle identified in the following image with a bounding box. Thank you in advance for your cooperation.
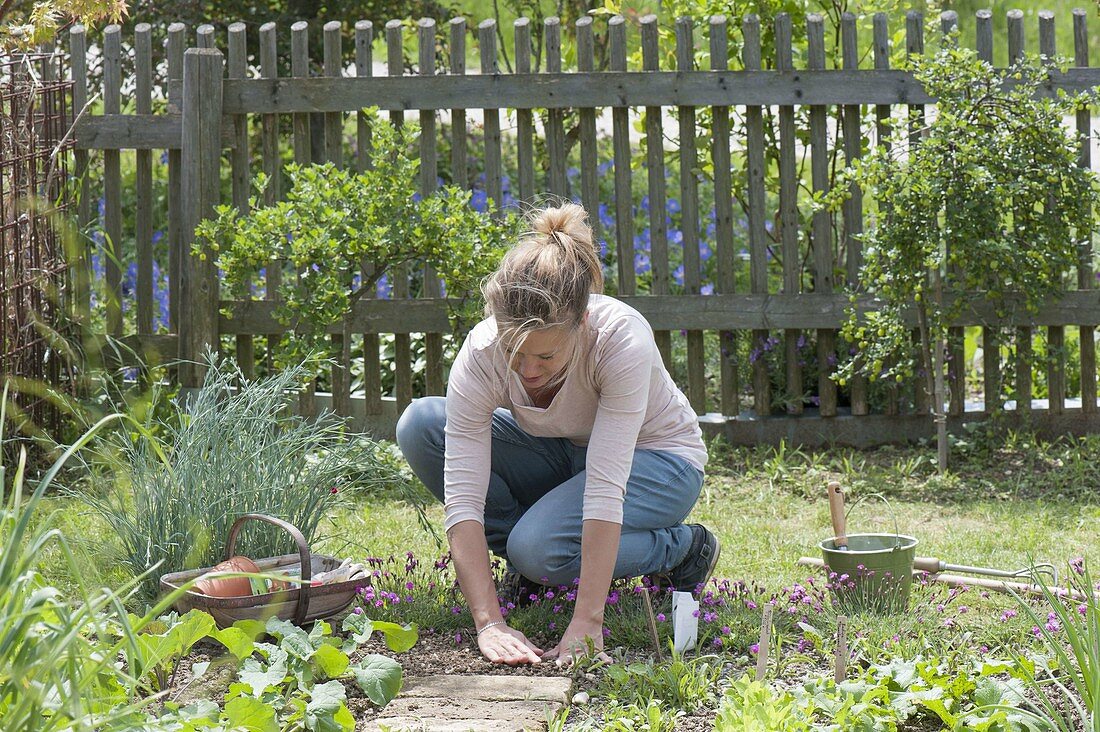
[226,513,311,626]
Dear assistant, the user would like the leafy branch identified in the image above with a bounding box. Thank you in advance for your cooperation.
[195,114,520,372]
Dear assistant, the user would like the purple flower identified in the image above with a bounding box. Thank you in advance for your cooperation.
[470,189,489,212]
[376,273,392,299]
[1072,557,1085,576]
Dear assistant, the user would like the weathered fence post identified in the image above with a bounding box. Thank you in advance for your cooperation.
[178,47,224,387]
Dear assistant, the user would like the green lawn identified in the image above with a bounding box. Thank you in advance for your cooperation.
[40,428,1100,607]
[308,434,1100,590]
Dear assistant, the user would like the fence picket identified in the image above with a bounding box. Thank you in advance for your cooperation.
[976,9,1000,413]
[290,21,317,415]
[419,18,444,397]
[941,11,966,418]
[515,18,534,205]
[356,19,383,418]
[641,15,671,369]
[873,13,898,416]
[906,12,929,417]
[450,18,467,188]
[776,14,802,415]
[479,20,504,215]
[1008,10,1031,415]
[710,15,738,417]
[545,18,567,197]
[676,18,705,415]
[69,25,90,319]
[743,14,771,417]
[387,20,413,415]
[259,22,281,374]
[179,48,224,386]
[1075,8,1096,414]
[134,24,154,339]
[610,16,634,299]
[322,21,351,415]
[167,24,185,333]
[841,13,868,416]
[1039,12,1065,416]
[227,22,253,379]
[808,15,836,418]
[576,17,600,244]
[103,25,122,337]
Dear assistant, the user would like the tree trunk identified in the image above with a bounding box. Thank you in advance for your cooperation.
[932,332,948,473]
[916,268,949,473]
[930,267,948,473]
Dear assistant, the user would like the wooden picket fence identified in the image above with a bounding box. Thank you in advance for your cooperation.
[65,8,1100,444]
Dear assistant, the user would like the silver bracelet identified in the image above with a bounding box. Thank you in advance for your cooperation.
[476,620,507,636]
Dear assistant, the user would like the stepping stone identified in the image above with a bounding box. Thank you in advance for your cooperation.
[363,674,572,731]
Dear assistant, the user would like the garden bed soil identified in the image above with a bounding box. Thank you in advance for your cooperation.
[350,631,730,730]
[175,631,726,729]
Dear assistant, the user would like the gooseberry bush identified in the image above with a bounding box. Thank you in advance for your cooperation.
[822,47,1100,469]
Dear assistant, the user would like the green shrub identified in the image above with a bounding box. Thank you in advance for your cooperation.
[823,46,1100,470]
[79,354,414,604]
[196,115,519,370]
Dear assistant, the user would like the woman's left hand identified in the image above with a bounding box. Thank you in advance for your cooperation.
[541,618,614,667]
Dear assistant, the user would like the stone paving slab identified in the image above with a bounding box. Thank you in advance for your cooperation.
[363,675,572,732]
[402,675,571,703]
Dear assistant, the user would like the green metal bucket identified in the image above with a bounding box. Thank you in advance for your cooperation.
[820,533,918,614]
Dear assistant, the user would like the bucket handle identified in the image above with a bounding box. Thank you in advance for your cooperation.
[843,492,903,551]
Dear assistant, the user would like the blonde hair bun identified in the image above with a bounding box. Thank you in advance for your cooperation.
[531,203,591,246]
[481,202,604,350]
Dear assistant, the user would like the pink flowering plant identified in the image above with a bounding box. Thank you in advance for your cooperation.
[350,549,1047,670]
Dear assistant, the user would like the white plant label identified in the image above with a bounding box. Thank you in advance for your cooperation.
[671,591,699,653]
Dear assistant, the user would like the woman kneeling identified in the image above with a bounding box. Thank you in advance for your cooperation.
[397,203,719,665]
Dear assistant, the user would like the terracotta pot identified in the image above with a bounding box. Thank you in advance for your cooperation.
[191,555,261,597]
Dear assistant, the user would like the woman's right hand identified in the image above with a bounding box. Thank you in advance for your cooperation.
[477,623,543,665]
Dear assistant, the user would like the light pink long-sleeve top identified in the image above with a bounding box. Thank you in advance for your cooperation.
[443,294,708,530]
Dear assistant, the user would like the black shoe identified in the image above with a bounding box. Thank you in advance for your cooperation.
[497,570,553,609]
[664,524,721,596]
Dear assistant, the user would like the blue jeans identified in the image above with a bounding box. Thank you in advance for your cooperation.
[395,396,704,586]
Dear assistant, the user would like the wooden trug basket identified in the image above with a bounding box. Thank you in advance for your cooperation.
[159,513,369,628]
